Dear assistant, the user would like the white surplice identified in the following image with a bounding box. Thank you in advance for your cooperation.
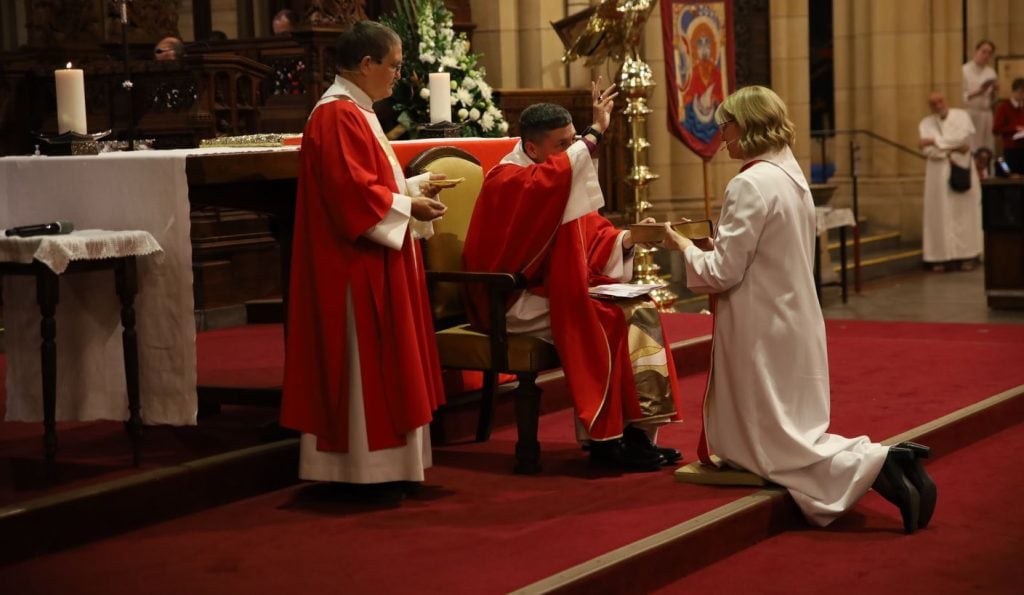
[297,76,433,483]
[681,146,888,527]
[962,61,997,152]
[918,108,983,264]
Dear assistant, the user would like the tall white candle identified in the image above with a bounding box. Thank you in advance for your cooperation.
[429,72,451,124]
[55,62,87,135]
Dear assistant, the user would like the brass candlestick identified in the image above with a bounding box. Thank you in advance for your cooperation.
[556,0,677,309]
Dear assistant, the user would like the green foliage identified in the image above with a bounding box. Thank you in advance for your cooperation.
[380,0,509,138]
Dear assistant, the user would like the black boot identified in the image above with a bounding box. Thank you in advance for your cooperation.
[872,446,921,534]
[896,443,937,528]
[589,438,664,472]
[622,425,682,465]
[897,441,931,459]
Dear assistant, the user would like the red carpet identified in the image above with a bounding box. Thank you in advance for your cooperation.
[1,318,1022,594]
[0,315,713,508]
[656,421,1024,594]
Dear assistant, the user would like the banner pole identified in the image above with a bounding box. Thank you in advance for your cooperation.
[702,159,712,219]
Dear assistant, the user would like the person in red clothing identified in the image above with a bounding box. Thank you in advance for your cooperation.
[463,88,683,472]
[993,77,1024,174]
[281,21,447,496]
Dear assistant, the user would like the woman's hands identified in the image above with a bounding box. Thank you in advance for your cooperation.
[661,223,694,252]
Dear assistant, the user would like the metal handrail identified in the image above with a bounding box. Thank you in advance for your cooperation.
[807,128,925,295]
[811,128,926,160]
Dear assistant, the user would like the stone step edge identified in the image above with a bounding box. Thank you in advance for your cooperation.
[512,383,1024,595]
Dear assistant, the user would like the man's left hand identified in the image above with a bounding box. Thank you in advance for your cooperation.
[418,173,448,199]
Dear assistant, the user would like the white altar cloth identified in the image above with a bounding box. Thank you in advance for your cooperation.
[0,150,208,424]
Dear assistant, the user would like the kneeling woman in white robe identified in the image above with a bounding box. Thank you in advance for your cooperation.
[661,86,936,534]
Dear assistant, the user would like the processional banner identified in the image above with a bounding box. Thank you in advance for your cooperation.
[661,0,735,161]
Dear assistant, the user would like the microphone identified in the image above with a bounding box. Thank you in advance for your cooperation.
[4,221,75,237]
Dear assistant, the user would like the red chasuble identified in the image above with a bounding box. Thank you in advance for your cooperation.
[281,99,445,453]
[464,150,681,440]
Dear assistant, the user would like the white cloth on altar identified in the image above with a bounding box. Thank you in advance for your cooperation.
[297,75,431,483]
[918,108,983,263]
[0,229,163,273]
[962,61,997,151]
[681,146,888,527]
[0,151,199,424]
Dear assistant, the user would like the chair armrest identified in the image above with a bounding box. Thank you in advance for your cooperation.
[425,270,524,291]
[425,270,527,372]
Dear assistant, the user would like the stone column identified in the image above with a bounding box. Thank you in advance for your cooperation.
[469,0,520,88]
[832,0,966,240]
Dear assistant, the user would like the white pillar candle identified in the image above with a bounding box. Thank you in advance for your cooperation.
[55,62,87,135]
[429,72,451,124]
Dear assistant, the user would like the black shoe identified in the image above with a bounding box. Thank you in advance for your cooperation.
[622,426,683,465]
[872,446,921,534]
[590,438,664,472]
[896,447,937,528]
[897,441,932,459]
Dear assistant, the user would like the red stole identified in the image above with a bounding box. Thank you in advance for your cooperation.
[281,99,445,453]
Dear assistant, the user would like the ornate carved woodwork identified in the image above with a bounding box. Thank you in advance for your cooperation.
[25,0,181,47]
[305,0,368,25]
[2,0,479,319]
[733,0,771,88]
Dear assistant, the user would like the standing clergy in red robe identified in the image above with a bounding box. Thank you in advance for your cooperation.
[463,84,683,471]
[281,21,447,489]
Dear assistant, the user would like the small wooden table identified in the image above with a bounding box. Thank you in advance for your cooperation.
[0,230,162,465]
[814,207,857,304]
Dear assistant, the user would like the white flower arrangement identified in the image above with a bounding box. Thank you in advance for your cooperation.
[381,0,509,138]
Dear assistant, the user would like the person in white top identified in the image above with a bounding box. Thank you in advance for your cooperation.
[918,91,983,271]
[660,85,937,533]
[962,39,997,153]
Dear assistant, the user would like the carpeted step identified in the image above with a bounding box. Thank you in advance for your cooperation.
[1,319,1021,584]
[652,420,1024,594]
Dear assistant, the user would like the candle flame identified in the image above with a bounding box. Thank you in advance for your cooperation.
[66,62,72,69]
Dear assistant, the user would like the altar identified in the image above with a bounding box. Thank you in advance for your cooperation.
[0,137,518,426]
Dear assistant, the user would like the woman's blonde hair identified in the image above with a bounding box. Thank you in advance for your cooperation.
[715,86,796,157]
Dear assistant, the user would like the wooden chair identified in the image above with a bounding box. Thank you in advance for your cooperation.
[406,146,560,474]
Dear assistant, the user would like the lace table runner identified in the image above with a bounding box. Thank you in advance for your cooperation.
[0,229,163,274]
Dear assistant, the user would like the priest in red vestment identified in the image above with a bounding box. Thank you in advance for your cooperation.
[281,21,447,491]
[463,85,683,471]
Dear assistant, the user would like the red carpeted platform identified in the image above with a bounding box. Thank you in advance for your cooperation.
[1,318,1022,594]
[656,422,1024,594]
[0,316,712,509]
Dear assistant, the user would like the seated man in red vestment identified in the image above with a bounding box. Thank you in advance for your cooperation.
[463,83,684,471]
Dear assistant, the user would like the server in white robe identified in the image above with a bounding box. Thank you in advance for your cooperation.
[918,92,983,270]
[661,86,937,533]
[962,39,997,154]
